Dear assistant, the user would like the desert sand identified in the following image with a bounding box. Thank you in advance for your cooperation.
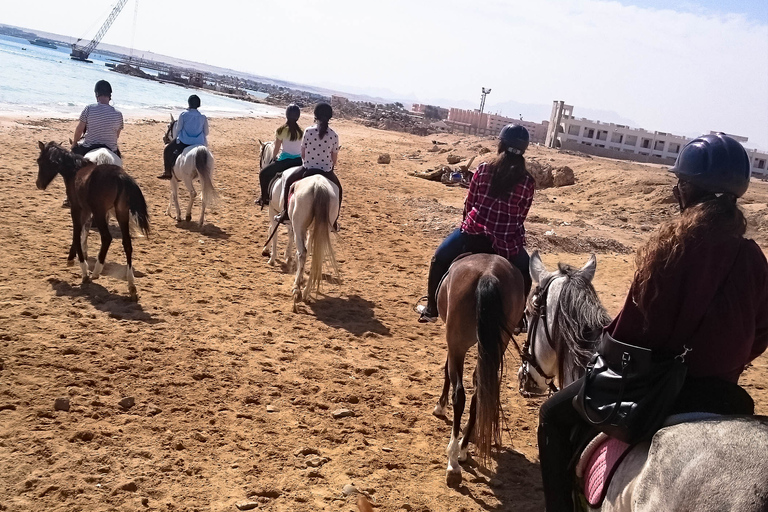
[0,115,766,511]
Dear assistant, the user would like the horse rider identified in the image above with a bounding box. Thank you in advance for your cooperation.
[537,133,768,512]
[158,94,209,180]
[274,102,342,230]
[65,79,124,207]
[71,80,123,159]
[256,104,304,208]
[415,124,535,323]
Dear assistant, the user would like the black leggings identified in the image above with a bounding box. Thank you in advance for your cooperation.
[538,376,755,512]
[163,140,189,173]
[281,167,343,222]
[72,144,122,158]
[259,157,302,202]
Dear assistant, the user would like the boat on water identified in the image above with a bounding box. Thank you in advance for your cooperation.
[28,38,58,50]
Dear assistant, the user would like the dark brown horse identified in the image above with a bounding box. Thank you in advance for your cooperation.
[432,253,525,486]
[36,141,150,301]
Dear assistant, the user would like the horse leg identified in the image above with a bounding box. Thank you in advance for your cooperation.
[71,210,89,283]
[167,176,180,220]
[459,392,477,463]
[91,212,111,280]
[116,208,137,301]
[197,177,206,227]
[266,217,278,264]
[292,226,308,311]
[433,358,450,418]
[81,217,91,265]
[446,353,466,486]
[185,177,195,223]
[285,224,294,269]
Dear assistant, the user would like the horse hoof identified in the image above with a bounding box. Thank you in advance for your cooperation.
[82,276,91,285]
[128,285,139,302]
[66,259,75,267]
[432,404,447,418]
[185,215,192,222]
[262,247,271,257]
[91,273,100,280]
[446,469,462,487]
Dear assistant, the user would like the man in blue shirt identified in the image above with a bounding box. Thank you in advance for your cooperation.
[159,94,209,180]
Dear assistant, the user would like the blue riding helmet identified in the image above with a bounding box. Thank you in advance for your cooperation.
[669,133,751,198]
[499,124,529,155]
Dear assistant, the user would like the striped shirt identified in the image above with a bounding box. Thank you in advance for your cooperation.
[79,103,124,151]
[461,163,535,258]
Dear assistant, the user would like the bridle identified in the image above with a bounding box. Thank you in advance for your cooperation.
[517,275,560,398]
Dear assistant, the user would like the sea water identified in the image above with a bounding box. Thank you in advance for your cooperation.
[0,35,282,119]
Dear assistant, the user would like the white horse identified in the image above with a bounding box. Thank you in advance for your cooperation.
[259,140,301,267]
[163,116,217,227]
[523,252,768,512]
[289,175,340,311]
[84,147,122,167]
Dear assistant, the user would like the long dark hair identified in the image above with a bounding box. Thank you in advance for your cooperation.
[314,103,333,139]
[633,195,746,317]
[488,141,527,198]
[279,119,303,141]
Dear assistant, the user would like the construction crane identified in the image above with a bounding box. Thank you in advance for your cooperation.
[70,0,129,62]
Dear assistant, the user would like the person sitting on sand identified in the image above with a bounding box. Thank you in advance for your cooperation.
[274,102,342,230]
[158,94,209,180]
[415,124,535,323]
[256,104,303,207]
[71,80,123,158]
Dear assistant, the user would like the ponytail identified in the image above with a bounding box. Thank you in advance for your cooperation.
[318,120,329,139]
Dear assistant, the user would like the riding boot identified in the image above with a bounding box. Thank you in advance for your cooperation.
[157,169,172,180]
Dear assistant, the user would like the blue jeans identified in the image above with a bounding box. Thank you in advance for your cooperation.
[425,228,531,315]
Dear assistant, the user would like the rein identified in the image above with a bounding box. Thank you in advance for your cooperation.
[518,276,560,397]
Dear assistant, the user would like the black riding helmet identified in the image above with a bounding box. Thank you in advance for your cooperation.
[669,133,751,198]
[188,95,201,109]
[94,80,112,97]
[314,102,333,122]
[499,124,529,155]
[286,104,301,121]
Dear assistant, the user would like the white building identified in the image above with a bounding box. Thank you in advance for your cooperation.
[544,101,768,177]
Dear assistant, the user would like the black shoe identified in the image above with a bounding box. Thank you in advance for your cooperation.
[255,197,265,209]
[274,210,289,225]
[157,171,172,180]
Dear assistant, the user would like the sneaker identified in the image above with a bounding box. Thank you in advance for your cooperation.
[416,304,437,323]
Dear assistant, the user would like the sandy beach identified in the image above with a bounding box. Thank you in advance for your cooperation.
[1,115,766,511]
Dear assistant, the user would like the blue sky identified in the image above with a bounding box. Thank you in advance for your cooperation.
[4,0,768,148]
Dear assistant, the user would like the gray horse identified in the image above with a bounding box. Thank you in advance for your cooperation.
[523,251,768,512]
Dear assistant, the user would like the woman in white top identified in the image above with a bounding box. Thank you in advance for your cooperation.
[275,102,341,229]
[256,104,303,207]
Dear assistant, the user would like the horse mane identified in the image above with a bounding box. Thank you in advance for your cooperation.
[45,142,87,176]
[552,263,612,385]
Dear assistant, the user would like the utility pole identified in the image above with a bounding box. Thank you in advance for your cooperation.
[479,87,491,135]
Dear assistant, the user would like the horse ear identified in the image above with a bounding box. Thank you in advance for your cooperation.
[38,141,45,151]
[578,254,597,282]
[259,139,264,148]
[170,114,175,122]
[529,250,547,283]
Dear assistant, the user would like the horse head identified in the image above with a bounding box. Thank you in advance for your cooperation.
[259,140,274,171]
[36,141,69,190]
[163,114,176,145]
[518,251,607,396]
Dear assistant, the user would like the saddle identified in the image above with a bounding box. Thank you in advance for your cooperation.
[265,172,283,203]
[574,412,724,507]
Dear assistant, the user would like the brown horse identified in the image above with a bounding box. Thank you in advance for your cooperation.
[432,253,526,486]
[36,141,150,301]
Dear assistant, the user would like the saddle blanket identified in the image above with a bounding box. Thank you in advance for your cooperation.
[575,412,723,506]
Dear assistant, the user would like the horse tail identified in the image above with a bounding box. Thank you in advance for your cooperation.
[307,181,339,296]
[195,148,218,205]
[121,173,150,237]
[474,274,506,463]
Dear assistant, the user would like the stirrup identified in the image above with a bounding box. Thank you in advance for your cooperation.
[414,296,437,323]
[274,211,289,225]
[255,197,265,210]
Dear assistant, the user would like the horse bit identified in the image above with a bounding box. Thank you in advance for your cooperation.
[515,276,560,398]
